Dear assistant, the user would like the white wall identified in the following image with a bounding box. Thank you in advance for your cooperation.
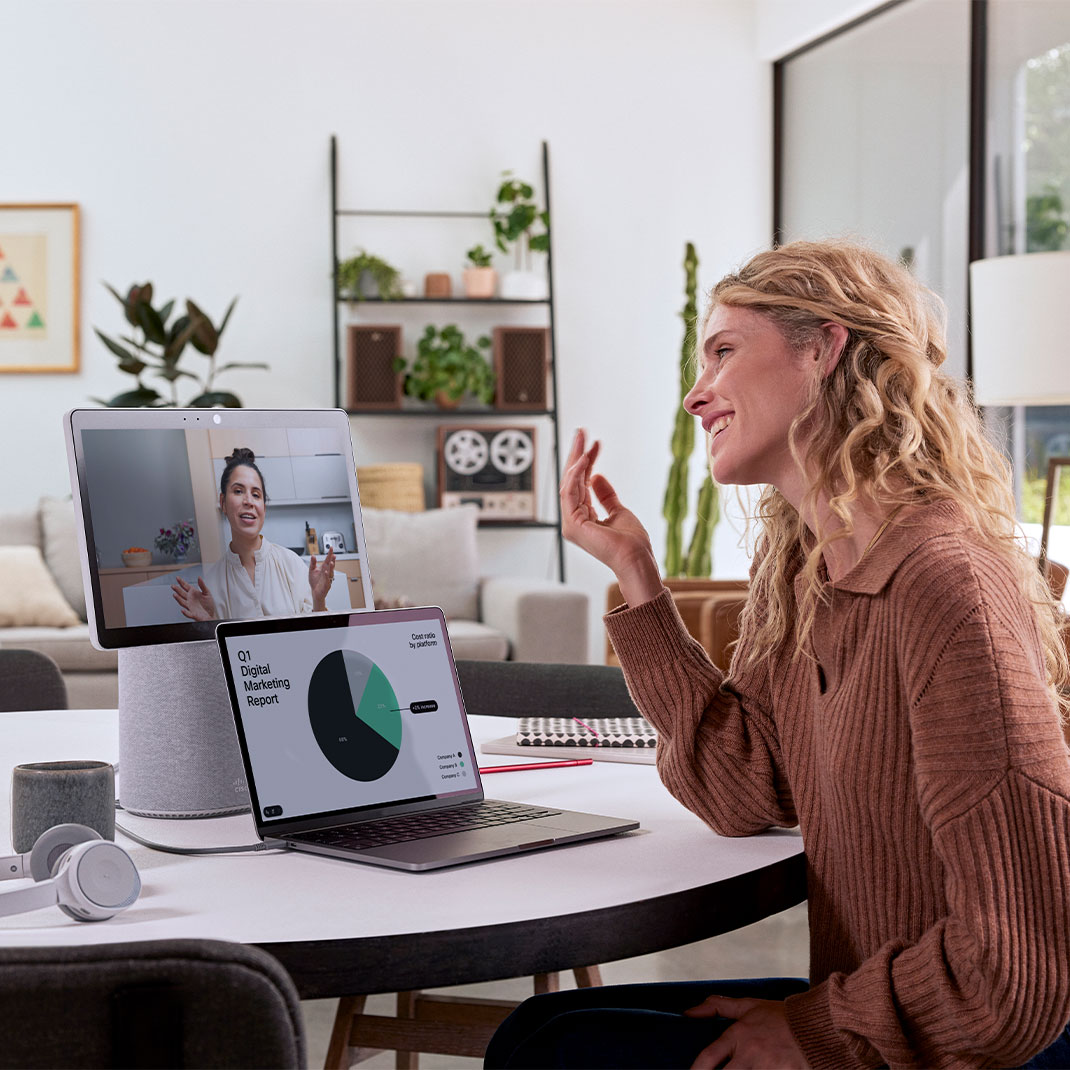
[2,0,771,662]
[755,0,887,59]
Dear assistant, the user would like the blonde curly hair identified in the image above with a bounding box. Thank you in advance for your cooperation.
[703,239,1069,715]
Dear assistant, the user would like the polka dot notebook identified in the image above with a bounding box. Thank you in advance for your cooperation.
[516,717,657,749]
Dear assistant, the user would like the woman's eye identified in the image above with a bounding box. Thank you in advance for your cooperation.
[715,347,731,365]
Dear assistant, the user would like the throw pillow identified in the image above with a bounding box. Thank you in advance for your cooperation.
[360,505,480,620]
[40,495,87,621]
[0,545,81,628]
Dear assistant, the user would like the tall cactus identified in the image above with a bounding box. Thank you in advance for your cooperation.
[662,242,718,577]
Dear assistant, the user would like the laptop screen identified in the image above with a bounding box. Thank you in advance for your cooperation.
[216,607,482,830]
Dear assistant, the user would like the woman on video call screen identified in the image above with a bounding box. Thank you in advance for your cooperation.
[172,447,336,621]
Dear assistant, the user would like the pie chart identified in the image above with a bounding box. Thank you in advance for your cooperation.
[308,649,402,781]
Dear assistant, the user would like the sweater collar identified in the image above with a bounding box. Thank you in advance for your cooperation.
[806,499,964,596]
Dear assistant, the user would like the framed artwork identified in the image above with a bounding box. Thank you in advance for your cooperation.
[0,203,79,373]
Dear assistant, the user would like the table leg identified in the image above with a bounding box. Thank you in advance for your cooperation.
[325,995,367,1070]
[396,991,418,1070]
[533,972,561,995]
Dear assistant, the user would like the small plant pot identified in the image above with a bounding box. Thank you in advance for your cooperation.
[424,273,452,298]
[500,270,548,300]
[463,267,497,299]
[435,391,463,409]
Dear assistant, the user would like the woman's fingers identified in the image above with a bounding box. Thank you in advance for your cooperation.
[565,428,586,467]
[561,437,602,519]
[590,473,621,514]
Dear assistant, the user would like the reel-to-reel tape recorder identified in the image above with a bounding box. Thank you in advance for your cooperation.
[437,425,536,520]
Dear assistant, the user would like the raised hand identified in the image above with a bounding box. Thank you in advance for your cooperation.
[560,429,663,607]
[308,547,336,611]
[171,576,219,621]
[686,995,808,1069]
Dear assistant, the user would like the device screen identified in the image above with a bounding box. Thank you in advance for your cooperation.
[68,415,371,643]
[219,610,480,825]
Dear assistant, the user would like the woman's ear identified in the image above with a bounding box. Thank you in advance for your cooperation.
[816,322,848,378]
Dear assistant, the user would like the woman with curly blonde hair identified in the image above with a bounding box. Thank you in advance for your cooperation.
[485,241,1070,1069]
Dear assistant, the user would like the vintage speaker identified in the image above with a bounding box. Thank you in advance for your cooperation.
[493,327,549,410]
[346,325,403,410]
[437,425,536,520]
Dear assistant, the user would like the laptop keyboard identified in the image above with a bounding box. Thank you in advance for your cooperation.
[288,801,562,851]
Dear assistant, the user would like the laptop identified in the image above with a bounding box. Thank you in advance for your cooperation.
[215,606,638,871]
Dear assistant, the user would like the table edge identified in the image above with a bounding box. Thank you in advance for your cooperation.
[257,850,807,999]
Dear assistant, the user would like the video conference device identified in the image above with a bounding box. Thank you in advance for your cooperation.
[216,606,638,871]
[64,408,375,817]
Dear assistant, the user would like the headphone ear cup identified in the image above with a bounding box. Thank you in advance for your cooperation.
[28,824,102,882]
[51,841,140,922]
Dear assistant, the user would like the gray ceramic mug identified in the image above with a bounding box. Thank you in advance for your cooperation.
[11,761,115,853]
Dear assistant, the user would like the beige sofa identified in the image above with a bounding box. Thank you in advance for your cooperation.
[0,499,588,709]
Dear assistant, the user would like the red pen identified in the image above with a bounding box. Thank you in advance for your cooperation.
[479,759,594,773]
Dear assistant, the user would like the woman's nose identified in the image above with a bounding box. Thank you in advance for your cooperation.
[684,367,714,417]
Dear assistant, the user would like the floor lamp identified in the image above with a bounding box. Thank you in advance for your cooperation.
[969,250,1070,573]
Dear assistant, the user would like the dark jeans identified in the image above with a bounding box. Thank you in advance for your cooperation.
[483,978,1070,1070]
[483,978,808,1069]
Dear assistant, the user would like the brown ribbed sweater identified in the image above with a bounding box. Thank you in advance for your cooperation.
[605,501,1070,1068]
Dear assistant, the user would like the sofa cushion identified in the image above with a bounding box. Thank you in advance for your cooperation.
[0,507,40,548]
[0,625,117,672]
[444,619,509,661]
[40,496,87,621]
[361,505,480,620]
[0,546,81,628]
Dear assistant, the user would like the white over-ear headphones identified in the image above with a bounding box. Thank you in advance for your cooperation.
[0,824,140,922]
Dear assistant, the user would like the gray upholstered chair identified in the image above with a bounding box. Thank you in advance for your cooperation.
[455,659,639,720]
[0,648,68,712]
[326,660,642,1070]
[0,939,304,1069]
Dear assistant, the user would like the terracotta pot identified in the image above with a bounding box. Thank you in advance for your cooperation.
[463,267,497,299]
[424,272,452,298]
[435,391,462,409]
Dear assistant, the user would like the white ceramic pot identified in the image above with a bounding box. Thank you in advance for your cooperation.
[500,270,548,300]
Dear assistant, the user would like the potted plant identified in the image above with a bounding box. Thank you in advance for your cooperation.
[395,324,495,408]
[489,172,549,299]
[463,244,497,299]
[337,250,403,301]
[93,282,264,407]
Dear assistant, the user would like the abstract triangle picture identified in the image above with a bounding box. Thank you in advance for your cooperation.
[0,202,79,370]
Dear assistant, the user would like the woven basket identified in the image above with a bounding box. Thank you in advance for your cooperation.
[356,463,426,512]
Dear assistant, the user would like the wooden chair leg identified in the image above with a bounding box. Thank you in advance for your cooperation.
[533,972,561,995]
[573,965,603,987]
[395,991,419,1070]
[325,995,367,1070]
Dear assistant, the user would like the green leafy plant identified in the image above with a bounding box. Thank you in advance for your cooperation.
[466,244,494,269]
[663,243,718,577]
[1026,184,1069,252]
[94,282,262,408]
[395,324,495,405]
[490,172,549,266]
[336,250,402,300]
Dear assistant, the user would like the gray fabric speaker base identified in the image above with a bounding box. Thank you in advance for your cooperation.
[118,642,250,818]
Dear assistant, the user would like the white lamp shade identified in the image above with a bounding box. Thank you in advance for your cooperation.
[969,251,1070,406]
